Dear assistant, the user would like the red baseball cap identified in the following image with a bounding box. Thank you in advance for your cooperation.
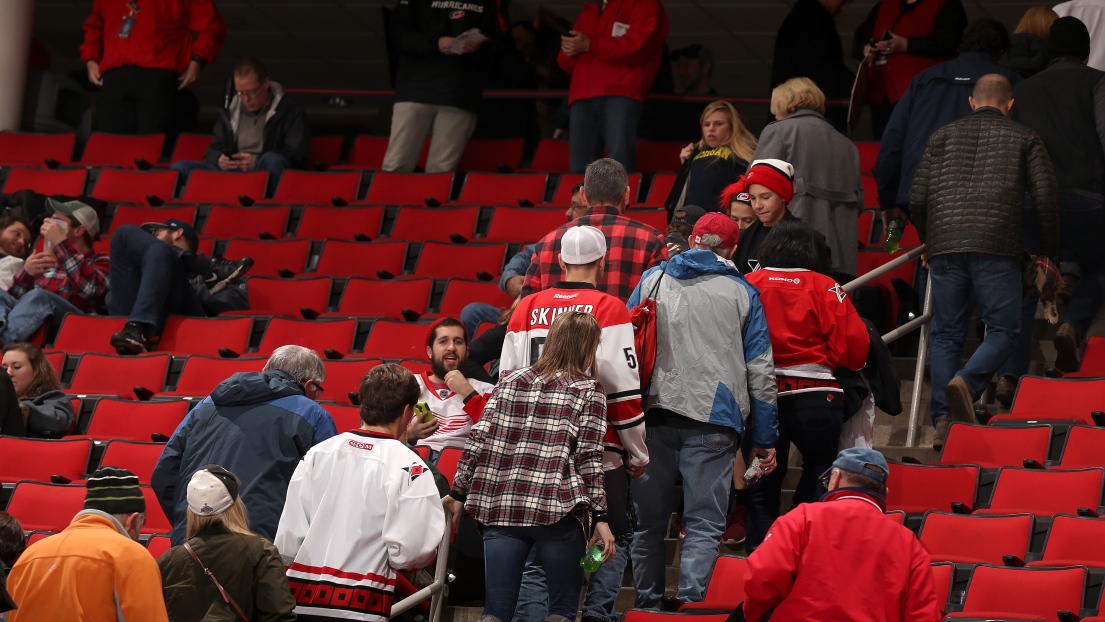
[691,212,740,249]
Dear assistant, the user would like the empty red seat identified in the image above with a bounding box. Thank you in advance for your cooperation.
[0,437,92,484]
[67,353,171,399]
[642,173,677,206]
[527,140,570,173]
[678,555,748,611]
[141,485,172,534]
[92,169,179,205]
[344,135,389,170]
[6,482,86,532]
[52,315,128,354]
[0,131,75,167]
[156,316,253,356]
[364,172,453,205]
[82,399,189,442]
[436,447,464,483]
[437,279,513,316]
[225,276,331,318]
[257,318,357,357]
[362,321,433,360]
[858,210,876,247]
[294,206,383,241]
[223,238,311,277]
[937,423,1050,469]
[321,359,383,405]
[635,141,684,174]
[886,462,979,514]
[3,167,87,195]
[483,207,567,244]
[98,440,164,484]
[546,174,584,205]
[1030,514,1105,567]
[271,170,361,204]
[626,209,667,233]
[978,467,1104,516]
[147,534,172,558]
[179,170,268,204]
[412,242,506,280]
[162,356,268,397]
[1068,336,1105,378]
[999,377,1105,425]
[623,611,729,622]
[931,562,954,611]
[945,564,1085,622]
[168,134,212,163]
[327,278,432,319]
[310,136,344,169]
[202,205,289,238]
[861,176,879,209]
[43,349,65,375]
[1055,425,1105,469]
[855,142,880,175]
[321,402,363,431]
[918,511,1033,564]
[390,206,479,242]
[456,173,547,206]
[105,204,196,236]
[399,359,432,375]
[79,133,164,168]
[457,139,524,173]
[315,240,407,278]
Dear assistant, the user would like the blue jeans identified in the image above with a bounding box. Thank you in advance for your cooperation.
[107,225,203,334]
[460,302,501,339]
[0,289,82,343]
[569,97,641,174]
[482,515,586,621]
[630,420,738,607]
[928,252,1021,424]
[171,151,290,196]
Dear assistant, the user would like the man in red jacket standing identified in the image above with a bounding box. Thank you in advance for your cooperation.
[743,448,941,622]
[81,0,226,135]
[558,0,669,173]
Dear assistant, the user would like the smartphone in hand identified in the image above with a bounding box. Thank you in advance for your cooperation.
[415,402,435,423]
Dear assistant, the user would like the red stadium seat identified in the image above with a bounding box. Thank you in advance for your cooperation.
[315,240,407,278]
[457,139,524,173]
[626,209,667,232]
[162,356,268,397]
[1055,425,1105,469]
[43,349,65,376]
[321,359,383,405]
[311,136,344,169]
[201,205,290,238]
[344,135,390,170]
[978,467,1104,516]
[327,278,432,320]
[623,611,730,622]
[3,167,87,195]
[179,170,268,204]
[937,423,1050,469]
[257,318,357,357]
[678,555,748,611]
[855,142,880,175]
[52,315,128,354]
[67,353,171,399]
[92,169,179,205]
[635,141,684,174]
[155,316,253,356]
[363,171,453,205]
[271,170,361,204]
[0,437,92,484]
[223,238,311,277]
[527,140,570,173]
[294,206,383,241]
[5,482,86,532]
[400,360,432,375]
[1068,336,1105,378]
[437,279,513,317]
[82,399,188,442]
[998,377,1105,425]
[225,277,332,318]
[945,564,1085,622]
[79,133,164,169]
[105,204,196,236]
[1027,514,1105,568]
[412,242,507,280]
[321,402,363,431]
[390,206,479,242]
[147,534,172,558]
[899,223,921,248]
[98,441,164,484]
[861,175,879,209]
[857,210,876,247]
[918,511,1033,564]
[141,485,172,534]
[643,173,678,207]
[26,531,55,547]
[546,174,584,205]
[168,134,212,163]
[931,562,954,612]
[362,321,433,360]
[483,207,567,244]
[435,447,464,484]
[0,131,75,167]
[886,462,979,514]
[456,173,547,206]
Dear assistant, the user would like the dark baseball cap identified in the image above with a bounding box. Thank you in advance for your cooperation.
[142,219,199,252]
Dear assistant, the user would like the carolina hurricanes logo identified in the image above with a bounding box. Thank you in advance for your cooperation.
[402,463,426,481]
[829,283,846,303]
[450,10,465,18]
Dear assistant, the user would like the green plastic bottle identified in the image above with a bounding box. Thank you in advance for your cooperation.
[883,217,906,253]
[581,543,605,572]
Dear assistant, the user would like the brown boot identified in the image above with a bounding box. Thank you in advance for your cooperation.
[995,376,1016,408]
[1057,274,1079,304]
[945,376,977,424]
[1053,323,1081,375]
[933,418,951,451]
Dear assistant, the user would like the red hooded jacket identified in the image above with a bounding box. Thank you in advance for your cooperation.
[557,0,669,105]
[81,0,226,74]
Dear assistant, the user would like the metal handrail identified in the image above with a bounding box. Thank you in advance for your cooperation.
[842,244,932,448]
[390,525,452,621]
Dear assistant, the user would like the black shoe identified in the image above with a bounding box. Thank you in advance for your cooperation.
[110,322,151,355]
[206,256,254,294]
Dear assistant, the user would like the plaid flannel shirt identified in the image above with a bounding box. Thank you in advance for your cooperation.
[9,240,109,312]
[523,206,667,302]
[451,367,609,527]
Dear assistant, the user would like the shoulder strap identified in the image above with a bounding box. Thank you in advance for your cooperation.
[183,541,250,621]
[645,265,666,300]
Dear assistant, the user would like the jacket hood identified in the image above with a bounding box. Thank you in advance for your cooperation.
[210,369,305,407]
[664,248,742,279]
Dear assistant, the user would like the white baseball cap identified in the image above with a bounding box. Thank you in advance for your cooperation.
[187,464,240,516]
[559,225,607,265]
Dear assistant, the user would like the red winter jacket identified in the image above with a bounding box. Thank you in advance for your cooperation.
[557,0,669,105]
[744,489,941,622]
[80,0,226,74]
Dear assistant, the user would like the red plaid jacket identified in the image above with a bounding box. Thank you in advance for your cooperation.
[523,206,667,302]
[9,240,109,312]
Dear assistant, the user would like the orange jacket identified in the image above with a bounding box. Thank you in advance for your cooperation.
[6,511,170,622]
[80,0,226,73]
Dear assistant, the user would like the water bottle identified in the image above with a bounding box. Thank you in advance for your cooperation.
[580,542,605,572]
[883,217,905,254]
[743,457,765,486]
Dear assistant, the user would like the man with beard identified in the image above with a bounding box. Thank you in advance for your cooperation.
[408,317,495,464]
[0,217,32,291]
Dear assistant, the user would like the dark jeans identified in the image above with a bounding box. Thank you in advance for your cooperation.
[482,514,586,621]
[746,402,843,552]
[1057,193,1105,340]
[569,96,641,174]
[97,66,178,134]
[171,152,290,197]
[107,225,202,335]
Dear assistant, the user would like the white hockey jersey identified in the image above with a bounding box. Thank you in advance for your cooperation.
[415,372,495,452]
[500,282,647,471]
[275,430,445,622]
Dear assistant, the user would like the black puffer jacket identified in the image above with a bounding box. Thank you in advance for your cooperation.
[909,106,1059,260]
[1002,33,1049,79]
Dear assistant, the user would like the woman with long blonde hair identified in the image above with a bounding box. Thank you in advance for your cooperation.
[1004,6,1059,77]
[667,100,758,214]
[157,465,296,621]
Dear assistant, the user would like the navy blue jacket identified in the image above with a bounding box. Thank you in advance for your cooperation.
[873,51,1022,211]
[151,370,337,544]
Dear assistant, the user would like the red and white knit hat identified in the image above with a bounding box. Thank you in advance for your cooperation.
[745,159,795,204]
